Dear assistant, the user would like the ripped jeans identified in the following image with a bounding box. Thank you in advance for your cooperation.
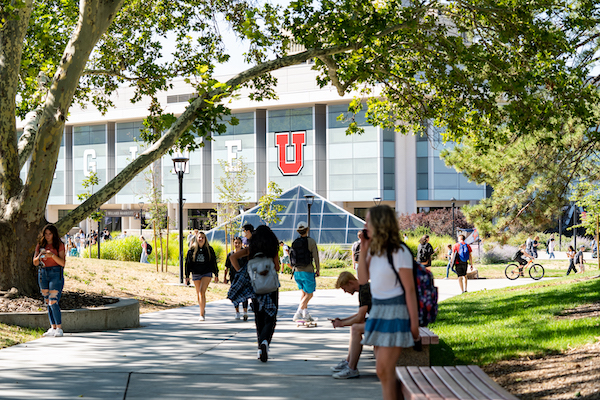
[38,266,64,326]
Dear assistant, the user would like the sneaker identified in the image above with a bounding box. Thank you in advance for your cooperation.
[333,366,359,379]
[243,313,248,322]
[235,312,241,320]
[304,313,314,322]
[331,359,349,372]
[257,349,262,359]
[292,311,303,322]
[53,328,64,337]
[42,328,56,337]
[259,340,268,362]
[198,316,205,322]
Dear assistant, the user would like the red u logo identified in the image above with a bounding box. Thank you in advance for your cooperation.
[275,131,306,175]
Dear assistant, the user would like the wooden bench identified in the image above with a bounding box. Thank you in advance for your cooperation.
[396,327,439,367]
[396,365,519,400]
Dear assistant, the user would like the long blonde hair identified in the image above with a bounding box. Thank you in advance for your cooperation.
[191,232,211,261]
[368,205,404,257]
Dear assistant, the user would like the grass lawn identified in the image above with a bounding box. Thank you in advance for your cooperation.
[430,272,600,366]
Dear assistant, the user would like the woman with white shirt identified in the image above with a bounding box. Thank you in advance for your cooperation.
[357,205,419,400]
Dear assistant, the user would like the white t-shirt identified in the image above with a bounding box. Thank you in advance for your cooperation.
[368,247,414,300]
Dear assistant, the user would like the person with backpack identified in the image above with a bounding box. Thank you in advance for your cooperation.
[184,231,218,321]
[290,221,320,322]
[224,236,249,321]
[228,225,281,362]
[357,205,419,400]
[452,234,473,293]
[416,235,437,270]
[139,236,149,264]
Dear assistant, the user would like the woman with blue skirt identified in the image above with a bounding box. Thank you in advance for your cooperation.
[357,205,419,400]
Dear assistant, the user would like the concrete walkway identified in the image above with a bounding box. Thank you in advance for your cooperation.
[0,277,550,400]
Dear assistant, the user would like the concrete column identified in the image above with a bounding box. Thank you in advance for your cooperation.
[395,134,417,214]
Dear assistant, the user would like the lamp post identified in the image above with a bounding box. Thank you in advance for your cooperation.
[373,197,382,206]
[451,197,456,239]
[173,156,189,284]
[138,201,144,236]
[304,194,315,235]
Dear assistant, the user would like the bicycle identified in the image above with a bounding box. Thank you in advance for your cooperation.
[505,258,545,280]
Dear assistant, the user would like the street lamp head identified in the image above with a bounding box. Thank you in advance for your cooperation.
[373,197,382,206]
[172,156,189,173]
[304,194,315,205]
[450,197,456,202]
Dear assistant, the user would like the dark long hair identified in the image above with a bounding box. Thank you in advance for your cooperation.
[249,225,279,259]
[38,224,63,251]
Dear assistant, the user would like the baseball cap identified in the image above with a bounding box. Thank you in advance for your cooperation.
[297,221,308,231]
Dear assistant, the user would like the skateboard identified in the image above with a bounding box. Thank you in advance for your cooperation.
[296,318,318,328]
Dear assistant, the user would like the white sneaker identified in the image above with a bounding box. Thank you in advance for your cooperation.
[257,349,262,359]
[42,328,56,337]
[259,340,268,362]
[235,312,241,320]
[331,359,349,372]
[198,316,205,322]
[292,311,303,322]
[53,328,64,337]
[333,366,359,379]
[304,313,314,322]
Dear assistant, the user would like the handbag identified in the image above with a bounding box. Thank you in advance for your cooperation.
[247,253,280,294]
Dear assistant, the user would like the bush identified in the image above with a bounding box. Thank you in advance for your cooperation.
[479,245,518,264]
[82,236,143,262]
[431,259,448,267]
[321,259,350,269]
[318,244,351,262]
[398,209,473,237]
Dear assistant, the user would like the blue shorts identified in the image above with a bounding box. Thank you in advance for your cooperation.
[294,271,316,293]
[192,272,213,281]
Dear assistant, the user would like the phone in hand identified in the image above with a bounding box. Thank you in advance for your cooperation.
[361,228,369,240]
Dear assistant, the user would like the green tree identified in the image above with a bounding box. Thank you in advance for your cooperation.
[143,163,169,271]
[2,0,599,295]
[215,157,254,251]
[257,181,284,226]
[77,171,104,257]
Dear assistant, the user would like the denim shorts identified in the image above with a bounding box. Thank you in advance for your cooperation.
[294,271,316,293]
[192,272,213,281]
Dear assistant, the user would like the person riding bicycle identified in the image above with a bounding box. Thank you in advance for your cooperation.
[514,244,534,276]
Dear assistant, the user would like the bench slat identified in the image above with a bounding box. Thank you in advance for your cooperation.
[419,327,431,345]
[464,366,520,400]
[431,366,476,400]
[407,366,445,400]
[396,367,429,400]
[443,366,490,399]
[455,366,511,400]
[413,366,459,400]
[419,327,440,345]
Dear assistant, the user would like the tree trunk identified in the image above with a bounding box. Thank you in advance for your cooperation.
[0,219,45,296]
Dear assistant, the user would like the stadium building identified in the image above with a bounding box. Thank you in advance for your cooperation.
[20,62,489,242]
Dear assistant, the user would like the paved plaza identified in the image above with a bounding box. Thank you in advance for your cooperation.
[0,278,548,399]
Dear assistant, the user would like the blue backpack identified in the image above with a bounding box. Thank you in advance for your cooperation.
[458,242,470,262]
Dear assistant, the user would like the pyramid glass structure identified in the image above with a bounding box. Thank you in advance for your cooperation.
[205,185,365,244]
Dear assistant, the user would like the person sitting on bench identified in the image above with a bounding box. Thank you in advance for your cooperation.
[330,271,371,379]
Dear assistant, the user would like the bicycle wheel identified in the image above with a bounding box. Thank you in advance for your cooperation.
[505,264,520,280]
[529,264,545,280]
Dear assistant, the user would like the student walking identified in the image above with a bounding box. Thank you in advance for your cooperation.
[140,236,149,263]
[225,237,249,321]
[575,245,586,274]
[357,205,419,400]
[229,225,281,362]
[547,236,556,259]
[444,244,454,279]
[185,232,218,321]
[566,245,577,275]
[416,234,437,270]
[32,224,67,337]
[452,234,473,293]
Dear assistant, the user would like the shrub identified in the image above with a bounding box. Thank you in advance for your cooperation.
[398,209,473,237]
[479,245,518,264]
[82,236,143,262]
[431,259,447,267]
[318,244,351,262]
[321,259,350,269]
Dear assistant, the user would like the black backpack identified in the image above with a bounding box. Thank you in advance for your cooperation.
[290,237,312,266]
[146,243,153,255]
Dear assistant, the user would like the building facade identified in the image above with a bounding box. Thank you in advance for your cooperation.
[19,63,488,234]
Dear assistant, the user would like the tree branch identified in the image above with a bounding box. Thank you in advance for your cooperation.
[18,107,43,169]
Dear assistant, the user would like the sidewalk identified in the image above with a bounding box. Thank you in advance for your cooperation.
[0,277,550,400]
